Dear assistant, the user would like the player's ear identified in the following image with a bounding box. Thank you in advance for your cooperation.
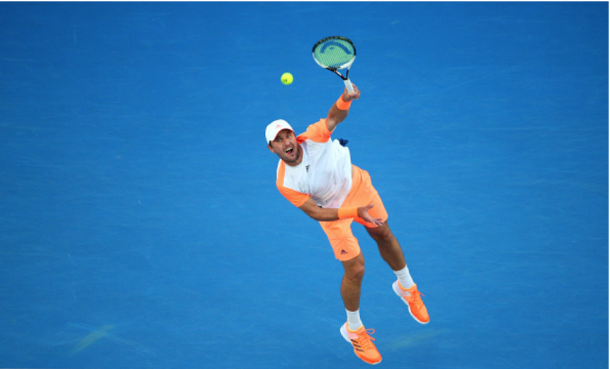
[267,143,276,154]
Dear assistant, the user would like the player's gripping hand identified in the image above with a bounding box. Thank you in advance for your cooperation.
[358,204,384,226]
[342,83,361,102]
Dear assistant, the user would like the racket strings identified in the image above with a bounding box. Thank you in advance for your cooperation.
[313,38,355,70]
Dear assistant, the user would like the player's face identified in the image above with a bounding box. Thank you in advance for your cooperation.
[268,129,302,166]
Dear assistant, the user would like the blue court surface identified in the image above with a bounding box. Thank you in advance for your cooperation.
[0,2,607,369]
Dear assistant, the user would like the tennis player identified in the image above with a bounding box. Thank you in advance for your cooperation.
[266,84,429,365]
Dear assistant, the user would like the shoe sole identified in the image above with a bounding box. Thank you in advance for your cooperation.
[392,281,429,324]
[340,324,382,365]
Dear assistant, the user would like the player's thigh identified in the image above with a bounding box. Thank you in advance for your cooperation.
[319,218,361,261]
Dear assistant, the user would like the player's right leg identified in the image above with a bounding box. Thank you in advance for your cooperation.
[340,252,365,311]
[339,253,381,365]
[318,220,382,364]
[340,322,382,365]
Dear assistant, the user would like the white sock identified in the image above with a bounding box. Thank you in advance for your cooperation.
[346,309,363,331]
[394,265,415,289]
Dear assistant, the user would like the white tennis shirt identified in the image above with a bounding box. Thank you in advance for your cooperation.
[275,119,352,208]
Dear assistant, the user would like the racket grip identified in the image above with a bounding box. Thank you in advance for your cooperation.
[344,78,354,93]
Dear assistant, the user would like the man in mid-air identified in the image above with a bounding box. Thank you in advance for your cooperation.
[266,84,429,365]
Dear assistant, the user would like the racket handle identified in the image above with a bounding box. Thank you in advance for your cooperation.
[344,78,354,93]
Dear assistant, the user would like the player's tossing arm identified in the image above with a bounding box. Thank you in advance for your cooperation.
[298,196,384,226]
[325,84,361,132]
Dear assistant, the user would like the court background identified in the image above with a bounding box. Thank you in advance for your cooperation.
[0,2,607,368]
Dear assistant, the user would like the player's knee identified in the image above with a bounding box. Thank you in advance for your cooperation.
[347,266,365,283]
[345,258,365,282]
[368,223,394,243]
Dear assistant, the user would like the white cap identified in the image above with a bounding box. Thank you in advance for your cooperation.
[265,119,294,144]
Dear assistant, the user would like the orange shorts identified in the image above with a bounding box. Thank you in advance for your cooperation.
[319,165,389,261]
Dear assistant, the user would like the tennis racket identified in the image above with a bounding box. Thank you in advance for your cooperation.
[312,36,356,93]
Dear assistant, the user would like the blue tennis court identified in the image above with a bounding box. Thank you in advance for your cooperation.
[0,2,607,368]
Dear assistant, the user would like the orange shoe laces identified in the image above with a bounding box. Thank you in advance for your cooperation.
[405,288,425,305]
[354,328,377,350]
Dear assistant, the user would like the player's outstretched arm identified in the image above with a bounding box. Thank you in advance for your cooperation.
[298,197,384,226]
[325,84,361,132]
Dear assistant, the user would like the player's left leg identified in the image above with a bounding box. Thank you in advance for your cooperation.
[346,165,429,324]
[366,223,430,324]
[364,222,406,271]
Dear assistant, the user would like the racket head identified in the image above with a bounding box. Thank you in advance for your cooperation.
[312,36,356,71]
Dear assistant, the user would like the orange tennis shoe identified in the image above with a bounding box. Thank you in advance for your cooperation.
[340,323,382,365]
[393,282,430,324]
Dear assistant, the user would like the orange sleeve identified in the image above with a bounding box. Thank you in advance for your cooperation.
[297,119,332,144]
[276,160,310,207]
[277,185,310,207]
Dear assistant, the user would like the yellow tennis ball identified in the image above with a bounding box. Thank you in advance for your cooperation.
[281,72,293,85]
